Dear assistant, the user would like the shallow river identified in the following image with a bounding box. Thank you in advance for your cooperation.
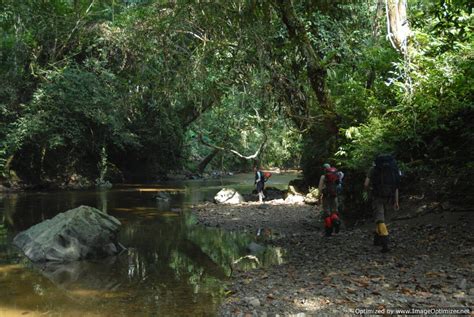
[0,172,299,316]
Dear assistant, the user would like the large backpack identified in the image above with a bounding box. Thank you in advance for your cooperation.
[324,167,339,197]
[372,154,400,198]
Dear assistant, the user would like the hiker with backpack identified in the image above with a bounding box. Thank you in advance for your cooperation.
[318,163,342,237]
[364,154,401,253]
[254,166,271,203]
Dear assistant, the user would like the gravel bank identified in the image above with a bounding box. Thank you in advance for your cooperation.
[192,202,474,316]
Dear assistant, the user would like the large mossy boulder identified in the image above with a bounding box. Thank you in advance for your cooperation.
[214,188,245,204]
[13,205,124,262]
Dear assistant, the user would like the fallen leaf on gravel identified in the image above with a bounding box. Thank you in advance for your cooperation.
[453,292,465,299]
[322,277,332,285]
[425,271,444,277]
[401,287,414,295]
[224,290,236,296]
[415,284,428,292]
[416,291,432,297]
[352,277,370,288]
[346,287,357,294]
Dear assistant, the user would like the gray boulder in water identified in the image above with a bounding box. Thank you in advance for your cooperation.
[214,188,245,204]
[13,205,124,262]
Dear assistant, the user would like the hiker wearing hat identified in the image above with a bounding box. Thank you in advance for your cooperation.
[364,154,401,253]
[318,163,342,237]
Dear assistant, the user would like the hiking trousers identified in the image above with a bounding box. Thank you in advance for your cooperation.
[372,196,393,223]
[322,195,337,213]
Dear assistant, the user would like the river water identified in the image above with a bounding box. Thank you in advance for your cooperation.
[0,172,299,316]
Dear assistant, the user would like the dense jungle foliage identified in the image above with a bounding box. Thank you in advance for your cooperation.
[0,0,472,189]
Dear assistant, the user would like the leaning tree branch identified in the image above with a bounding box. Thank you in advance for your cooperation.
[198,134,268,160]
[56,0,96,59]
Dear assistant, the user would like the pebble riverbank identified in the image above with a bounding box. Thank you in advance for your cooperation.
[192,202,474,316]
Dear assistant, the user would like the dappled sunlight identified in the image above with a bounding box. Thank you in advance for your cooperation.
[0,306,106,317]
[112,206,182,220]
[0,264,23,274]
[291,296,332,312]
[113,207,157,212]
[0,307,43,317]
[68,289,104,297]
[68,288,128,299]
[135,188,184,193]
[159,212,180,217]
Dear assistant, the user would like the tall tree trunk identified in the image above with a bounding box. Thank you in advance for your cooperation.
[373,0,385,37]
[272,0,329,111]
[271,0,337,134]
[366,0,385,89]
[386,0,410,55]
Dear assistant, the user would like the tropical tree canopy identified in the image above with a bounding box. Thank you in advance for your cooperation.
[0,0,472,187]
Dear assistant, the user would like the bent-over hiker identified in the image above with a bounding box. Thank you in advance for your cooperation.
[364,154,400,253]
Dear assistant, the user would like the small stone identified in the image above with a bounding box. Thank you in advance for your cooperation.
[458,278,467,290]
[248,297,260,307]
[437,294,447,302]
[441,287,453,294]
[453,293,466,301]
[247,242,265,254]
[363,297,375,305]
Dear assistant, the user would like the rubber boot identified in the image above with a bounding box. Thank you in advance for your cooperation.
[325,226,333,237]
[380,236,390,253]
[331,214,341,234]
[373,232,382,246]
[324,216,333,237]
[377,222,389,252]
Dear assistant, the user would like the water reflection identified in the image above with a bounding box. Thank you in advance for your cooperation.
[33,256,124,291]
[0,173,296,316]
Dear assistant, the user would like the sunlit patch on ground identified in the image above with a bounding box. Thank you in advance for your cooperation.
[292,296,331,312]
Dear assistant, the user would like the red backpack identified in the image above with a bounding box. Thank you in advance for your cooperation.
[324,167,339,197]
